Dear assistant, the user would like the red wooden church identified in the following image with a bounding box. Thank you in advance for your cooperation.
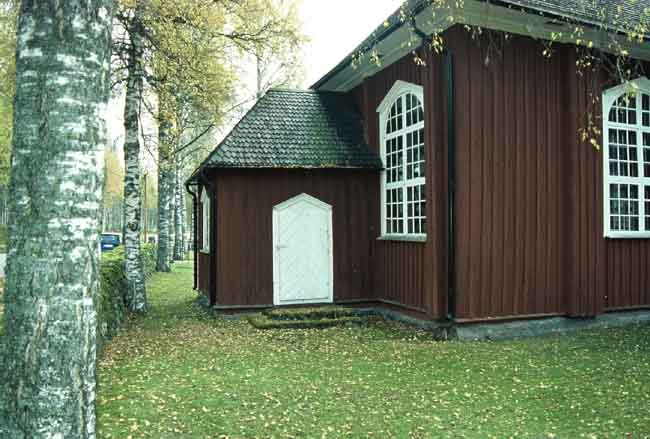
[187,0,650,324]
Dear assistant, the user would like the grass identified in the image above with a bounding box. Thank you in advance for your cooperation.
[98,262,650,438]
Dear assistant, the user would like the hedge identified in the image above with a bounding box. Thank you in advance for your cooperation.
[97,244,156,353]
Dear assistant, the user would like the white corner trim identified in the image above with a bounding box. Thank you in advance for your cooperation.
[201,187,211,252]
[377,80,424,115]
[200,187,210,204]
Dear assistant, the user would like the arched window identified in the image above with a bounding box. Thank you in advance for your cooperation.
[603,77,650,238]
[377,80,426,238]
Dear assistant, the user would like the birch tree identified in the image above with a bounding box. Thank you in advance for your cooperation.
[252,0,305,99]
[0,1,17,186]
[173,155,185,260]
[152,0,305,269]
[0,0,113,436]
[121,2,147,313]
[167,154,176,265]
[155,105,173,271]
[111,0,304,279]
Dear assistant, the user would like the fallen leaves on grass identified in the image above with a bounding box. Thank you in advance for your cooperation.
[98,263,650,438]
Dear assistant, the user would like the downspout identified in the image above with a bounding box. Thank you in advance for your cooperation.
[412,21,456,321]
[443,48,456,321]
[185,181,198,291]
[200,167,218,307]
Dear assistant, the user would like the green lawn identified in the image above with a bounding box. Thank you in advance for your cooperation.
[98,262,650,438]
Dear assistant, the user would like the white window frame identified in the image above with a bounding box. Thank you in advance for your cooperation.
[201,188,211,252]
[603,76,650,239]
[377,80,426,241]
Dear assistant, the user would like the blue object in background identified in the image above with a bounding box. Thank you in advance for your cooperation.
[101,233,121,252]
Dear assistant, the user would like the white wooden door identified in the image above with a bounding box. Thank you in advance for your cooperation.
[273,193,333,306]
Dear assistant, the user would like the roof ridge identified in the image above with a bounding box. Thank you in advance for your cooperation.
[268,87,348,95]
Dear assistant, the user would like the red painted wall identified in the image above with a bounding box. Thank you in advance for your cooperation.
[211,168,379,307]
[196,25,650,320]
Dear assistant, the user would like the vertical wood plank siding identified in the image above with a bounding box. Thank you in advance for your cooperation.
[443,28,567,319]
[195,25,650,319]
[564,53,650,314]
[443,27,650,319]
[353,47,447,318]
[213,169,379,307]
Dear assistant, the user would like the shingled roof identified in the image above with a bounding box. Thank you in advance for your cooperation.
[188,89,382,182]
[498,0,649,27]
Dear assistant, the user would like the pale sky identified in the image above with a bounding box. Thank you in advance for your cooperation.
[107,0,403,168]
[299,0,403,86]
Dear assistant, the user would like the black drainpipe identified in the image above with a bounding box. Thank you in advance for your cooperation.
[200,167,217,307]
[412,21,456,321]
[443,48,456,322]
[185,181,199,291]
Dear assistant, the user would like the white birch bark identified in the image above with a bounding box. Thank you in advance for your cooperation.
[168,167,176,265]
[180,172,186,254]
[0,1,113,437]
[173,157,184,260]
[155,117,172,272]
[122,4,147,312]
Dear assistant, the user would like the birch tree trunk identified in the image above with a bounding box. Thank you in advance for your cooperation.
[168,168,176,265]
[122,6,147,313]
[0,1,113,437]
[180,174,186,254]
[173,158,184,261]
[155,119,172,272]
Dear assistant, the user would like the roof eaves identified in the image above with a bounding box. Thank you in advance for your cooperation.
[312,0,650,92]
[311,0,430,90]
[205,163,383,170]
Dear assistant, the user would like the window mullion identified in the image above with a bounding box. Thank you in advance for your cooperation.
[638,179,645,233]
[636,124,645,231]
[400,96,408,234]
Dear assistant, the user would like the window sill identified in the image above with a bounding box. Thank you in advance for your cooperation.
[605,232,650,239]
[199,250,211,254]
[377,235,427,243]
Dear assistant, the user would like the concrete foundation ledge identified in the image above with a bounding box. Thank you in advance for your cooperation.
[356,308,456,340]
[195,293,650,340]
[455,311,650,341]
